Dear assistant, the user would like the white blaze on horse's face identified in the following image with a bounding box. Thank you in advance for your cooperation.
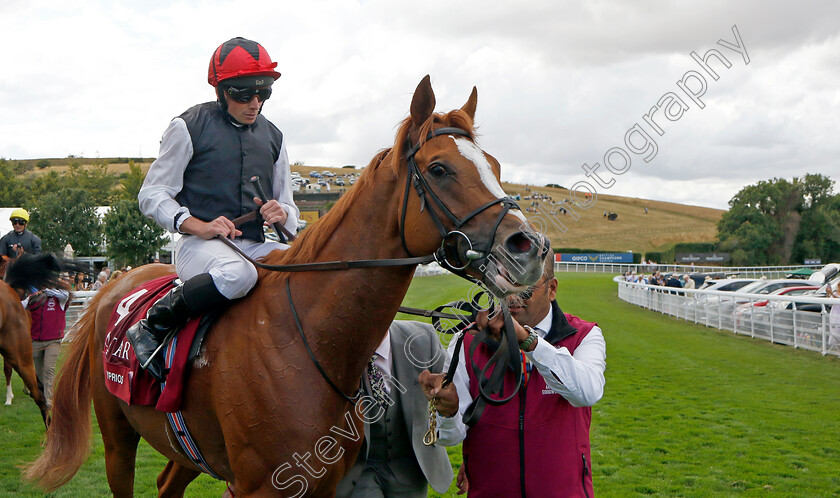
[451,136,527,223]
[451,137,505,197]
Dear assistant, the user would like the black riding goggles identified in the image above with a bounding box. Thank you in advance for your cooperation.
[225,85,272,103]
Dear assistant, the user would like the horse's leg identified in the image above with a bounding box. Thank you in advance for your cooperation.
[93,391,141,498]
[3,347,48,423]
[156,460,200,498]
[3,359,12,405]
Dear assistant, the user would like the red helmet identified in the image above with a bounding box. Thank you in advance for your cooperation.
[208,37,281,88]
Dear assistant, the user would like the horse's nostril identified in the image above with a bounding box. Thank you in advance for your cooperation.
[506,232,533,254]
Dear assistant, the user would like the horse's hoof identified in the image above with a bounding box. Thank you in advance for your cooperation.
[4,398,11,406]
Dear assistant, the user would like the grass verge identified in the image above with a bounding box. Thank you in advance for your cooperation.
[2,272,838,496]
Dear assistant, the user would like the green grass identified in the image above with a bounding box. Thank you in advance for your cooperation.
[3,273,840,496]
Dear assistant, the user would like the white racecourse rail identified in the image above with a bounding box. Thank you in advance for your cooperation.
[66,264,840,357]
[614,276,840,357]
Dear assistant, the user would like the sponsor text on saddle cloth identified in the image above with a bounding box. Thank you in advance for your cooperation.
[103,275,200,412]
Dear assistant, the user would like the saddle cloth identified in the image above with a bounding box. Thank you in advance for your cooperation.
[102,274,201,413]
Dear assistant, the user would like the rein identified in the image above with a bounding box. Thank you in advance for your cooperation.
[420,295,523,428]
[217,236,435,272]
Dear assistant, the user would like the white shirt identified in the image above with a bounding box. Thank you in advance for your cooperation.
[21,288,70,309]
[138,117,299,234]
[435,307,606,446]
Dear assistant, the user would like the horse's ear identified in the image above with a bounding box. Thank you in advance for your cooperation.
[461,86,478,121]
[410,75,435,127]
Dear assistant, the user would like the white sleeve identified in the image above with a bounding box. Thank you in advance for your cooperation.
[44,288,70,308]
[434,333,472,446]
[272,139,299,233]
[138,118,193,233]
[525,326,606,407]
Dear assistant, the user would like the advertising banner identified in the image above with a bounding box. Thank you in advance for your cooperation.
[557,253,634,263]
[675,253,731,263]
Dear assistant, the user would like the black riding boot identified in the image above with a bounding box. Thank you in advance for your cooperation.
[126,273,228,381]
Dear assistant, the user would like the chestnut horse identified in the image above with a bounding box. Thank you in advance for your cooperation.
[26,76,547,496]
[1,254,81,423]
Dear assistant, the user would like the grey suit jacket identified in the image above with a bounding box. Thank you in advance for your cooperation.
[336,320,454,495]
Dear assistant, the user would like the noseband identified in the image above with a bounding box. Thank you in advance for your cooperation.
[399,127,521,273]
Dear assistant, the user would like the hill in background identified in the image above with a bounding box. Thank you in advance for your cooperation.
[16,159,724,255]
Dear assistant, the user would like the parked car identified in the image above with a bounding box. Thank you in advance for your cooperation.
[735,286,826,344]
[707,279,816,318]
[735,286,819,329]
[698,278,757,292]
[309,172,322,178]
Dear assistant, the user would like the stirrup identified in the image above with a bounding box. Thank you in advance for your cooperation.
[140,329,178,370]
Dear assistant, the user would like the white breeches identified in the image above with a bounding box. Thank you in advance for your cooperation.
[174,236,288,299]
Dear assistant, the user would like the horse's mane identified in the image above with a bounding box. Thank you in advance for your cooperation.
[261,108,476,274]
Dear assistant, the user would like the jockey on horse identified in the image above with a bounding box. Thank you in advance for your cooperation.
[129,37,299,381]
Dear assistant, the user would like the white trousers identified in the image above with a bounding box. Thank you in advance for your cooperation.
[174,235,288,299]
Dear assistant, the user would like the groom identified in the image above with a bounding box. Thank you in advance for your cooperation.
[336,320,453,497]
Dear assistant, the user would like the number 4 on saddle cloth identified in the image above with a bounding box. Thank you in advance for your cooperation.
[103,275,221,412]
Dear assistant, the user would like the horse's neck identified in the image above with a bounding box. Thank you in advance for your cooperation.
[270,168,417,390]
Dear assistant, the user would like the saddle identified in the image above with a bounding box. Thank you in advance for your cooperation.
[102,275,221,412]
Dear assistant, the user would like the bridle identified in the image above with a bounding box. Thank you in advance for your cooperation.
[400,126,521,274]
[217,126,527,408]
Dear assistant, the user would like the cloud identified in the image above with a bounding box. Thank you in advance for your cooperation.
[0,0,838,210]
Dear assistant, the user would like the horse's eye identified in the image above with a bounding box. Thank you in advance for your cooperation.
[429,163,447,178]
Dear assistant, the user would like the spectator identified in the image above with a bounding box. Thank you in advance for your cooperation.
[683,274,696,289]
[419,255,606,497]
[0,208,41,258]
[108,270,123,283]
[91,272,108,291]
[130,37,300,381]
[827,281,840,350]
[336,321,453,497]
[97,266,111,283]
[650,270,664,286]
[72,272,86,291]
[23,286,70,406]
[665,274,682,289]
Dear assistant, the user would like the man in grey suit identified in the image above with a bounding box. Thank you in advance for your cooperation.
[336,320,454,497]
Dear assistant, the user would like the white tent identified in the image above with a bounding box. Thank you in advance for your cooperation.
[0,207,19,237]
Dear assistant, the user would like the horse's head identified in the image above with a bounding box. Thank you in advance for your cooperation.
[395,75,549,296]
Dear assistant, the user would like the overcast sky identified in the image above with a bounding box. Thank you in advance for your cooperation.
[2,0,838,210]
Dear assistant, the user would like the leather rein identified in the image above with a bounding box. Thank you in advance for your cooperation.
[216,126,525,411]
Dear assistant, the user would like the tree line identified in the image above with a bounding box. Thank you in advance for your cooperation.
[0,158,166,268]
[3,158,836,268]
[717,173,840,266]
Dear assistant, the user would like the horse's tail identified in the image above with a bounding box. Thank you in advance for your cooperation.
[23,289,102,491]
[3,253,89,292]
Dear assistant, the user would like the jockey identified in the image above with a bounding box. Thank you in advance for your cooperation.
[129,37,300,381]
[0,208,42,258]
